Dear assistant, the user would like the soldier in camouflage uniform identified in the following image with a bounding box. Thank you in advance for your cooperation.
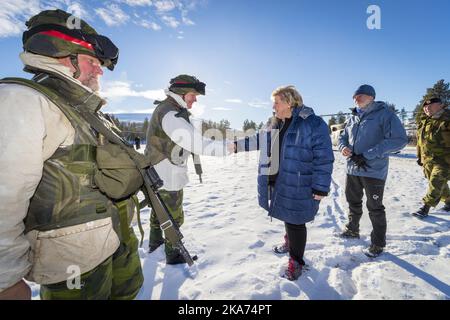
[145,75,233,264]
[413,97,450,218]
[0,10,143,299]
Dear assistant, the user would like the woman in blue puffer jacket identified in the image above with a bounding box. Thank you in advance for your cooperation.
[236,85,334,280]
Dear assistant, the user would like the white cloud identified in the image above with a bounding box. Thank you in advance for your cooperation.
[160,15,179,28]
[0,0,93,38]
[181,11,195,26]
[65,2,90,22]
[119,0,153,6]
[100,80,166,101]
[225,99,243,104]
[95,4,130,26]
[138,20,162,30]
[0,0,201,38]
[248,99,271,109]
[212,107,232,111]
[182,17,195,26]
[154,0,176,12]
[0,0,42,37]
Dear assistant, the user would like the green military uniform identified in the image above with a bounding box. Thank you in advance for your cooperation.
[417,107,450,207]
[145,75,205,263]
[149,190,184,257]
[146,96,190,259]
[5,9,144,299]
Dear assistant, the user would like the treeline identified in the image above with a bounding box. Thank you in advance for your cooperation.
[105,79,449,142]
[107,114,149,141]
[201,119,231,135]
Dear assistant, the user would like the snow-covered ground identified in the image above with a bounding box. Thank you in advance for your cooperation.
[30,146,450,300]
[133,146,449,300]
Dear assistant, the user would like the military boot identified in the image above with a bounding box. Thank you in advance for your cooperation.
[442,202,450,212]
[148,228,164,253]
[166,251,187,265]
[148,239,164,253]
[412,204,430,218]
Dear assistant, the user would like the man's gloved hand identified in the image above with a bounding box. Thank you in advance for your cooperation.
[417,158,423,167]
[350,154,371,172]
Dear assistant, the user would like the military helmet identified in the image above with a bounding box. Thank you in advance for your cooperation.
[23,9,119,70]
[169,74,206,95]
[422,96,442,107]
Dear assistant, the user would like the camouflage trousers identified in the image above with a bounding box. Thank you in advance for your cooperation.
[149,189,184,257]
[422,162,450,207]
[40,228,143,300]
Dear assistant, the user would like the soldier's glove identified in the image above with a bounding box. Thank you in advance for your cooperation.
[417,159,423,167]
[350,154,371,172]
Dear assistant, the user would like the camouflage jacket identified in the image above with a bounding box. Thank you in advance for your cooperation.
[416,108,450,166]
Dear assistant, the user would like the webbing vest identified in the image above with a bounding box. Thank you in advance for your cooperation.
[145,97,191,166]
[0,75,137,241]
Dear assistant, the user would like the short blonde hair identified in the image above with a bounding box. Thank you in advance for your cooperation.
[271,85,303,107]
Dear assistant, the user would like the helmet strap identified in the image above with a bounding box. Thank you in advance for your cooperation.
[70,54,81,79]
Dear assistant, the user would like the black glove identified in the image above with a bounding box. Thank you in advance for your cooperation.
[417,159,423,167]
[350,154,371,172]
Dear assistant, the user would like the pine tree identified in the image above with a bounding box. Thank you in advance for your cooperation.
[386,102,398,113]
[337,112,346,124]
[328,115,337,127]
[399,108,407,124]
[242,119,250,131]
[414,79,450,121]
[143,117,149,137]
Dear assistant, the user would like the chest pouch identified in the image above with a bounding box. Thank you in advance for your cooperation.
[94,143,150,199]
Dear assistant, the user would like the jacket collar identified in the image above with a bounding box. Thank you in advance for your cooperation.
[165,89,188,109]
[20,52,105,113]
[294,104,315,119]
[352,101,385,118]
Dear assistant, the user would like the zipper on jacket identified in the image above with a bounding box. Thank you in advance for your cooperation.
[352,118,361,154]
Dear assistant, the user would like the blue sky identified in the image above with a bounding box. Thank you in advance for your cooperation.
[0,0,449,128]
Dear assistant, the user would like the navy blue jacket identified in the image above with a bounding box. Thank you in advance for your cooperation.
[238,105,334,225]
[338,101,408,181]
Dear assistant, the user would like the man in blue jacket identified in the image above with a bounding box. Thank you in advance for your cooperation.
[338,85,408,257]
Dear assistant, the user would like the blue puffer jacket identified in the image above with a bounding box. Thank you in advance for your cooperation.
[256,105,334,225]
[338,101,408,181]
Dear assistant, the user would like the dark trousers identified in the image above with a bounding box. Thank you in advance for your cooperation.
[345,174,387,247]
[285,222,307,265]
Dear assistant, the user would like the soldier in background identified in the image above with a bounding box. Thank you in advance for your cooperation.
[145,75,234,264]
[135,136,141,150]
[413,97,450,218]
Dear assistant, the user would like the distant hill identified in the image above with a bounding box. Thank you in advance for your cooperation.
[109,113,152,123]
